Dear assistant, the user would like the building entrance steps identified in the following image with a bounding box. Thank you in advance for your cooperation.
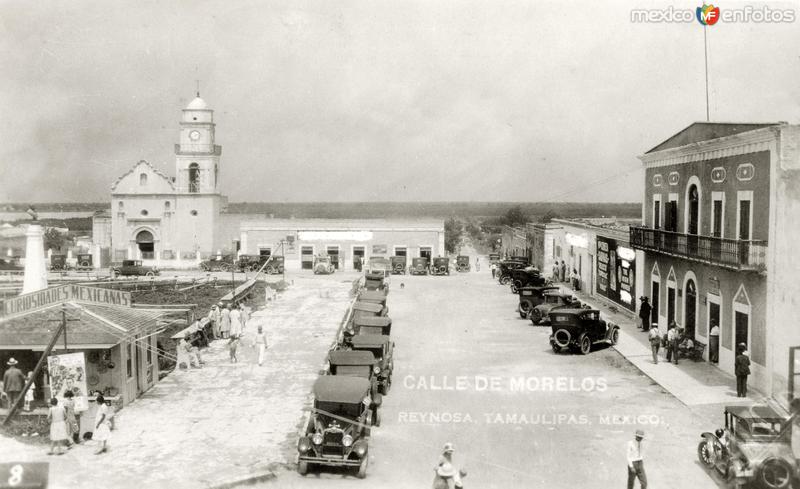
[555,283,765,407]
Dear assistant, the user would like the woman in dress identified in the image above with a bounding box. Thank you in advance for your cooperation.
[47,398,68,455]
[93,394,112,454]
[252,326,268,366]
[23,371,34,411]
[220,305,231,339]
[63,390,79,445]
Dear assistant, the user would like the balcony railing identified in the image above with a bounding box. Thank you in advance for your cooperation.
[629,226,767,272]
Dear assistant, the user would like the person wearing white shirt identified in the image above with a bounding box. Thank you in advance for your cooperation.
[709,320,720,363]
[626,430,647,489]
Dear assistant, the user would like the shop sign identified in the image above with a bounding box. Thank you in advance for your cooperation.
[48,352,89,411]
[595,236,636,312]
[0,285,131,318]
[372,244,388,254]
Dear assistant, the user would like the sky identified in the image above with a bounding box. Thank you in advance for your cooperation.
[0,0,798,203]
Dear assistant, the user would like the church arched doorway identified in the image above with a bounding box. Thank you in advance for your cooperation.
[136,230,155,259]
[684,278,697,339]
[189,163,200,193]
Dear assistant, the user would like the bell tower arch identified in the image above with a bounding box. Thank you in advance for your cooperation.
[175,93,222,193]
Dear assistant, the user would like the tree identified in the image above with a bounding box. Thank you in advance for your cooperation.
[44,227,68,252]
[444,218,463,254]
[503,205,528,227]
[540,210,560,223]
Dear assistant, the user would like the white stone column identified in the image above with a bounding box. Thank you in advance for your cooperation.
[22,224,48,294]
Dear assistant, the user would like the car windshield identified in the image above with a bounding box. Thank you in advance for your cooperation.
[551,314,571,324]
[316,401,362,420]
[335,366,370,378]
[545,296,560,304]
[354,346,383,360]
[581,312,600,321]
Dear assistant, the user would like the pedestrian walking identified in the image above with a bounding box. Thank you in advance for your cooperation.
[23,371,35,411]
[626,429,647,489]
[239,303,249,330]
[433,443,466,489]
[208,305,221,340]
[551,262,559,282]
[93,394,112,454]
[475,257,480,272]
[230,306,243,339]
[47,398,69,455]
[571,268,580,291]
[252,326,269,366]
[228,336,240,363]
[220,305,231,339]
[709,320,720,364]
[638,297,651,331]
[735,343,750,398]
[490,262,497,279]
[648,326,661,364]
[665,322,678,364]
[560,261,567,282]
[3,358,25,409]
[63,390,79,445]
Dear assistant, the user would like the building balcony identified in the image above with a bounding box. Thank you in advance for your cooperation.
[629,226,767,272]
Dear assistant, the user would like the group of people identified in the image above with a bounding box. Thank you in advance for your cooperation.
[2,358,32,410]
[47,391,113,455]
[550,260,580,291]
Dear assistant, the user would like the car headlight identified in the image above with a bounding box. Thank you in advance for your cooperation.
[342,435,353,447]
[312,433,323,445]
[298,437,311,453]
[373,366,380,374]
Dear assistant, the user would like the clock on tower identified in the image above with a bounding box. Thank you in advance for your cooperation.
[175,94,222,193]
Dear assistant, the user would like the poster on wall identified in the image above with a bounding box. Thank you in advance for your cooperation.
[595,236,636,312]
[47,353,89,411]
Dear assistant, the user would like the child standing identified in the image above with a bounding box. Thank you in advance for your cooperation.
[23,372,35,411]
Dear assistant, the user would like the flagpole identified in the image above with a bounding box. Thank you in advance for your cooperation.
[704,25,710,121]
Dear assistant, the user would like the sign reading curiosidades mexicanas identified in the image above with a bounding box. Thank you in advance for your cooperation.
[0,284,131,317]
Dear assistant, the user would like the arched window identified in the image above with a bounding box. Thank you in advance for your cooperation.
[140,173,148,186]
[189,163,200,193]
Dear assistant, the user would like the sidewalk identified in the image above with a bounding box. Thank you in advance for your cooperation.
[557,283,767,408]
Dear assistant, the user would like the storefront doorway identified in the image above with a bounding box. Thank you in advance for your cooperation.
[352,246,365,271]
[136,230,155,259]
[301,246,314,270]
[651,281,660,327]
[667,287,676,325]
[684,279,697,338]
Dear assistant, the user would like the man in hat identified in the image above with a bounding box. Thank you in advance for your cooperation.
[434,443,466,489]
[626,430,647,489]
[638,297,652,331]
[3,358,26,409]
[208,305,221,340]
[735,343,751,398]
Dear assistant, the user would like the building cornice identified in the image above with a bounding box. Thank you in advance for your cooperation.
[639,126,778,169]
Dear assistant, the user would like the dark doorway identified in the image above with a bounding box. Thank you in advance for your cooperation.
[688,186,699,235]
[651,281,660,327]
[395,247,407,257]
[712,200,723,238]
[301,246,313,270]
[420,247,432,261]
[735,311,749,355]
[667,287,676,325]
[189,163,200,193]
[136,230,154,259]
[327,247,340,270]
[685,279,697,338]
[653,201,661,229]
[709,301,720,336]
[738,200,752,265]
[259,248,271,258]
[353,247,365,271]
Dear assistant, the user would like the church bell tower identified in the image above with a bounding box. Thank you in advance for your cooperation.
[175,93,222,193]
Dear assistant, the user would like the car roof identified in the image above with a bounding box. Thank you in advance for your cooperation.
[353,302,384,313]
[328,350,377,366]
[521,285,559,291]
[551,308,598,315]
[365,271,385,279]
[353,316,391,327]
[726,405,789,421]
[358,290,387,300]
[351,334,390,347]
[313,376,371,402]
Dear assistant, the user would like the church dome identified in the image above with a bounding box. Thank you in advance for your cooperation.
[186,97,209,110]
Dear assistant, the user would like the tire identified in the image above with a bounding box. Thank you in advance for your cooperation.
[80,261,90,267]
[610,328,620,345]
[298,461,309,476]
[578,333,592,355]
[758,458,793,489]
[357,456,369,479]
[220,263,230,272]
[266,266,275,274]
[530,309,543,325]
[499,275,510,285]
[510,283,518,294]
[519,300,532,316]
[551,342,561,354]
[374,409,381,427]
[146,271,154,277]
[697,440,714,468]
[553,329,571,348]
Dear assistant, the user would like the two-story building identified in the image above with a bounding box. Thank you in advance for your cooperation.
[631,122,800,405]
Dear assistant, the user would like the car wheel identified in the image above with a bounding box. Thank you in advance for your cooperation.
[146,271,154,277]
[551,342,561,354]
[499,275,510,285]
[519,301,532,316]
[530,309,543,325]
[357,455,369,479]
[610,328,620,345]
[758,458,793,489]
[298,461,309,476]
[220,263,230,272]
[578,333,592,355]
[696,440,714,467]
[266,266,275,274]
[553,329,571,348]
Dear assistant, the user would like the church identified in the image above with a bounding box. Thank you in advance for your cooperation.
[93,94,445,270]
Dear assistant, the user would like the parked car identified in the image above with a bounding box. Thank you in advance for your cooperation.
[364,271,388,291]
[75,253,93,270]
[549,309,619,355]
[313,255,336,275]
[0,258,23,271]
[352,316,392,336]
[112,260,159,277]
[517,285,560,318]
[199,255,235,272]
[50,254,68,271]
[508,267,548,293]
[236,254,260,272]
[357,290,388,306]
[488,253,500,264]
[456,255,471,272]
[353,301,388,319]
[297,376,372,478]
[409,257,429,275]
[697,405,797,489]
[327,350,383,427]
[350,334,393,395]
[367,257,392,277]
[529,291,581,325]
[497,260,529,284]
[390,256,407,275]
[431,257,450,276]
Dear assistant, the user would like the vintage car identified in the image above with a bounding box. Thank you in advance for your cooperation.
[549,309,619,355]
[517,285,561,318]
[367,257,392,277]
[697,405,798,489]
[364,271,387,291]
[357,289,388,306]
[497,260,529,284]
[0,258,23,271]
[327,350,383,427]
[75,253,93,270]
[410,257,429,275]
[529,292,581,325]
[352,301,389,319]
[508,266,548,293]
[199,255,235,272]
[50,254,69,271]
[350,334,393,395]
[235,254,260,272]
[488,253,500,264]
[313,255,336,275]
[389,256,407,275]
[112,259,160,277]
[352,316,392,336]
[262,255,285,274]
[431,257,450,276]
[297,376,372,478]
[456,255,471,272]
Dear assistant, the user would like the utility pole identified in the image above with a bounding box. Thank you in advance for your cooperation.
[281,240,286,281]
